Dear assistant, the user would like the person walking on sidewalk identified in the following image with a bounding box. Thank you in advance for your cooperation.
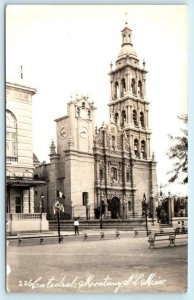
[74,219,79,235]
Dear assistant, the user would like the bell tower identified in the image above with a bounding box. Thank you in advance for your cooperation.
[55,95,96,219]
[108,21,151,160]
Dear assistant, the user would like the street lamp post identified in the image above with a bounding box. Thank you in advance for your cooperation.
[40,192,44,233]
[100,174,103,229]
[142,193,149,236]
[54,201,63,244]
[150,195,154,226]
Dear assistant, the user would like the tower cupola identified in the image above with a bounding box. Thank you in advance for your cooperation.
[116,22,138,64]
[121,22,132,46]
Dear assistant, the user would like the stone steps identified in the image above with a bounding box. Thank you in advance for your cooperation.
[49,219,147,231]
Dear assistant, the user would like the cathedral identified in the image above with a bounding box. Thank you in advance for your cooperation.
[34,21,158,220]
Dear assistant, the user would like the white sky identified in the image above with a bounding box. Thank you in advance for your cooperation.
[6,5,188,195]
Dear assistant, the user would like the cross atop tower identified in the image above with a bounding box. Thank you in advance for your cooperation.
[125,12,128,25]
[20,65,23,79]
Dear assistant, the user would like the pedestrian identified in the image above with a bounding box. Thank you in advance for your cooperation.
[74,218,79,235]
[181,221,185,233]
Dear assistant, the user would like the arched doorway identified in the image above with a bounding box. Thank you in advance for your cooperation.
[108,197,120,219]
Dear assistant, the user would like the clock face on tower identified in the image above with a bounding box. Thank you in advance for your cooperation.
[80,126,88,139]
[59,127,68,139]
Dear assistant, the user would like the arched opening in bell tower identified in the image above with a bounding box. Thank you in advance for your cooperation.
[121,78,126,97]
[137,80,143,97]
[115,112,119,124]
[131,78,136,95]
[121,110,126,127]
[140,112,145,128]
[141,140,146,158]
[134,138,139,157]
[114,81,119,99]
[132,110,138,126]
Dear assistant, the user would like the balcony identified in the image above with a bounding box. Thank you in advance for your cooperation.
[6,156,18,163]
[6,213,49,235]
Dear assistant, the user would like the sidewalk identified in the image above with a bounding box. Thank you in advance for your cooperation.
[7,233,187,293]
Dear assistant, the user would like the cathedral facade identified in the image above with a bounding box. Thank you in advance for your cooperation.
[34,22,158,220]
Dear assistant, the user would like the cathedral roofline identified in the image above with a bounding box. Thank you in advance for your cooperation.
[108,63,148,75]
[108,95,150,106]
[54,115,69,122]
[6,81,37,95]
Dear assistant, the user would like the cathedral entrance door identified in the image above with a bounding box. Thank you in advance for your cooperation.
[109,197,120,219]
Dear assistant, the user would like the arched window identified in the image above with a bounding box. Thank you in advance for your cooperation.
[115,113,119,124]
[121,110,126,127]
[114,81,119,99]
[88,110,91,119]
[133,110,138,126]
[141,140,146,158]
[140,112,145,128]
[126,172,130,182]
[99,169,103,181]
[134,139,139,157]
[111,167,117,181]
[112,136,116,149]
[131,78,136,95]
[138,80,143,97]
[82,102,85,109]
[6,110,17,161]
[128,201,132,211]
[121,78,126,97]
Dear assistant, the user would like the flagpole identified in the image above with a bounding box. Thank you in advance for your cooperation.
[55,190,65,243]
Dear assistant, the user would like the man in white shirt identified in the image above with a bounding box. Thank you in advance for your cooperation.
[74,219,79,235]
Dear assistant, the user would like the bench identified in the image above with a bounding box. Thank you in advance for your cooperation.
[148,232,177,248]
[83,230,120,241]
[17,234,64,246]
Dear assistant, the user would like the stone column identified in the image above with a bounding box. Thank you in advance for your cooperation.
[135,73,138,96]
[23,189,30,213]
[130,105,133,125]
[29,187,34,213]
[147,137,151,159]
[10,190,16,213]
[123,195,127,219]
[110,81,113,99]
[146,109,149,128]
[137,104,140,127]
[126,73,130,93]
[143,78,146,98]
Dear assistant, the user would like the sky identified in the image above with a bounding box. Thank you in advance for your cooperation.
[6,4,188,195]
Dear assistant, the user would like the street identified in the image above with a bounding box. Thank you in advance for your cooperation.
[7,234,187,293]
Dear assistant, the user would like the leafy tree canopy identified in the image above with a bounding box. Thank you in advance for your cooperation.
[167,114,188,184]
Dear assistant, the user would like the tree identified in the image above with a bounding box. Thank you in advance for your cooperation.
[167,114,188,184]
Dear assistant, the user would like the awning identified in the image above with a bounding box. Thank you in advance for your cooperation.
[6,177,46,187]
